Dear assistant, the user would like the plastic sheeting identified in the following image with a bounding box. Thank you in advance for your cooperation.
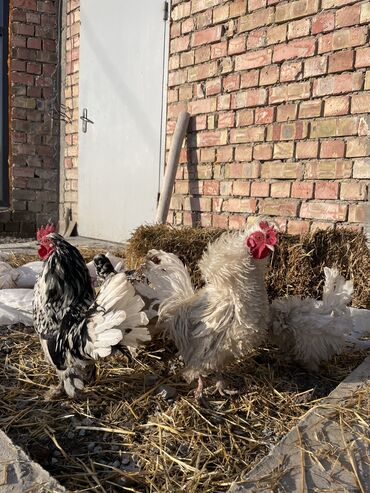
[0,289,34,326]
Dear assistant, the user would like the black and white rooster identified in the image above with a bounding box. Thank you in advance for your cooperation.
[33,227,150,399]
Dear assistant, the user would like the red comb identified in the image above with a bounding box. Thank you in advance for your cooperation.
[37,223,56,241]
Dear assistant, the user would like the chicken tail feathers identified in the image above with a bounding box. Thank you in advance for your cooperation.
[322,266,353,311]
[140,249,195,320]
[86,272,150,360]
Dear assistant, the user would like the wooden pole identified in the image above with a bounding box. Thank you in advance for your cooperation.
[155,111,190,224]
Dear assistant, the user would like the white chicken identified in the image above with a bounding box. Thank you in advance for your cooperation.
[269,266,369,371]
[139,219,278,397]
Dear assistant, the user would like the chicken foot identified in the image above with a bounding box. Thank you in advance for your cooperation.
[44,383,64,401]
[212,375,239,397]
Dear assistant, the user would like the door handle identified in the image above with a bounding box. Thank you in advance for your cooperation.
[80,108,94,133]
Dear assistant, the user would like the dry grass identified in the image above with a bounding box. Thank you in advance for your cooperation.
[0,326,366,493]
[126,225,370,308]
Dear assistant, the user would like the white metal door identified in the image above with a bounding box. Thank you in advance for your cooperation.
[79,0,168,241]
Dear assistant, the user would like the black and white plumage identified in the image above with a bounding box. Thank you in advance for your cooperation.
[33,233,150,398]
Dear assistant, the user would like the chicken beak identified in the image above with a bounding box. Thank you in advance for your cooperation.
[267,244,274,251]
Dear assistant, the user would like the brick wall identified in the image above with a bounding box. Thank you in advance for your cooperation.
[60,0,79,225]
[5,0,59,235]
[166,0,370,233]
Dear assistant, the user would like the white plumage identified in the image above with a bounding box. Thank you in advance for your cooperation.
[140,223,276,396]
[81,271,150,361]
[270,267,358,371]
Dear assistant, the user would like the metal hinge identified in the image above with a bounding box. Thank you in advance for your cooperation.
[163,1,169,21]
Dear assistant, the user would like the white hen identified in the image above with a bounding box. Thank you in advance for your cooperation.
[270,267,356,371]
[139,220,277,397]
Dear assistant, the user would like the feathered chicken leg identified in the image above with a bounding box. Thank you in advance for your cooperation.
[213,377,239,397]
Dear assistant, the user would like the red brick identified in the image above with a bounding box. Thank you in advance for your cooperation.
[217,94,231,110]
[291,182,314,199]
[324,96,349,117]
[13,22,35,36]
[320,140,345,158]
[192,26,222,47]
[355,47,370,68]
[230,0,247,18]
[233,181,251,196]
[255,107,274,124]
[198,130,228,147]
[353,159,370,179]
[14,0,37,9]
[247,29,267,49]
[188,98,217,115]
[296,140,319,159]
[287,220,310,235]
[261,162,302,179]
[336,5,360,28]
[328,50,354,73]
[275,0,319,22]
[311,11,335,34]
[267,121,308,141]
[11,72,34,85]
[191,0,219,15]
[304,56,327,77]
[340,182,367,200]
[360,2,370,23]
[273,142,294,159]
[266,24,286,45]
[188,61,218,82]
[260,65,279,85]
[288,19,310,39]
[351,93,370,114]
[211,41,228,59]
[213,3,229,22]
[205,79,221,96]
[218,111,235,128]
[313,73,363,97]
[26,61,41,74]
[229,215,248,229]
[233,88,267,108]
[346,138,370,158]
[315,182,339,199]
[269,82,311,104]
[259,199,298,217]
[240,70,260,88]
[223,73,240,92]
[348,204,366,223]
[217,146,234,162]
[236,109,254,126]
[235,49,272,70]
[239,7,274,32]
[234,145,253,161]
[273,38,315,63]
[253,144,273,161]
[299,100,322,119]
[251,181,270,197]
[304,161,352,179]
[230,126,265,143]
[276,102,299,123]
[318,27,367,53]
[223,198,257,213]
[271,182,291,198]
[248,0,266,11]
[300,202,347,221]
[194,45,210,64]
[171,34,190,53]
[228,36,246,55]
[203,180,220,196]
[280,61,302,82]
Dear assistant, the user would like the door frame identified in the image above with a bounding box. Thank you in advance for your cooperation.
[0,0,8,206]
[158,0,171,194]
